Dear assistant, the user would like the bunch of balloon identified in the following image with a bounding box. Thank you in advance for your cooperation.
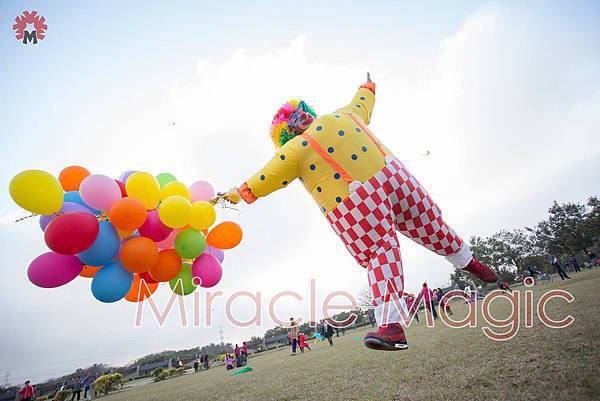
[9,167,242,304]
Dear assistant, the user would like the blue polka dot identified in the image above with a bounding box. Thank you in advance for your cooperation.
[310,164,316,171]
[338,130,345,136]
[356,128,361,133]
[355,104,361,108]
[327,147,334,153]
[322,206,326,212]
[302,140,308,146]
[280,154,286,160]
[351,154,358,160]
[334,115,340,118]
[362,146,368,152]
[282,181,288,185]
[260,175,265,180]
[317,186,322,192]
[316,126,322,131]
[360,96,365,100]
[334,173,340,180]
[336,197,342,203]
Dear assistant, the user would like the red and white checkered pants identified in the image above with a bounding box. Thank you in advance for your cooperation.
[326,157,470,321]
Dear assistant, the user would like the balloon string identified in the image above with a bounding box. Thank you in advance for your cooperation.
[14,213,38,223]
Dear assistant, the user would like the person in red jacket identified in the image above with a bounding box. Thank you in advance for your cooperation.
[298,332,311,352]
[19,381,35,401]
[420,283,438,320]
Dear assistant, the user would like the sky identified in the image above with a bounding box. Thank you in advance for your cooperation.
[0,0,599,385]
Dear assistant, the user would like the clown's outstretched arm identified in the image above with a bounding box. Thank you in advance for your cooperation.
[335,73,376,125]
[226,140,300,204]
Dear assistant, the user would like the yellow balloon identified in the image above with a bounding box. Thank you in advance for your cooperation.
[189,201,216,230]
[9,170,63,214]
[125,172,160,210]
[161,181,191,201]
[158,195,191,228]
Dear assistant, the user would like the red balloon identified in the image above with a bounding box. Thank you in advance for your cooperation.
[115,179,127,197]
[139,271,159,284]
[44,213,99,255]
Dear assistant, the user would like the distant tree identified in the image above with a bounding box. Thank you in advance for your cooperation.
[357,285,374,310]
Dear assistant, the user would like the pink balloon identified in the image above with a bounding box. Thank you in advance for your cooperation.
[190,181,215,202]
[80,174,122,211]
[192,254,222,288]
[28,252,83,288]
[139,210,172,242]
[156,229,179,249]
[203,245,224,263]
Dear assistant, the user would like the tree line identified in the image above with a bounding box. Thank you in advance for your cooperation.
[452,196,599,286]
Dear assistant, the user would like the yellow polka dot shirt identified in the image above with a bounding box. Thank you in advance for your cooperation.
[242,86,394,214]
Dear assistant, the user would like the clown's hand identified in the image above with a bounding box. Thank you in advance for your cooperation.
[225,188,242,204]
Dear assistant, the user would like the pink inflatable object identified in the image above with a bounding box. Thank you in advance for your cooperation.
[28,252,83,288]
[192,254,222,288]
[189,181,215,202]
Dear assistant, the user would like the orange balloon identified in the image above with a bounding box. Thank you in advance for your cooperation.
[124,274,158,302]
[110,197,147,231]
[148,249,182,282]
[206,221,243,249]
[59,166,91,191]
[120,237,159,273]
[80,265,101,278]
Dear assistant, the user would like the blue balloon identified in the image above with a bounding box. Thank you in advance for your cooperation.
[78,221,120,266]
[91,261,133,303]
[64,191,100,214]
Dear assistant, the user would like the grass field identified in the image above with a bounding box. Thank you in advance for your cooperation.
[105,270,600,401]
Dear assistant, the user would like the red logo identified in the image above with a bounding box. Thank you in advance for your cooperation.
[13,11,47,44]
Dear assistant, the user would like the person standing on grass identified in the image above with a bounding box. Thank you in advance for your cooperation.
[420,282,438,320]
[70,376,82,401]
[193,357,200,372]
[18,381,35,401]
[547,255,570,280]
[569,256,581,272]
[82,375,94,400]
[288,318,300,356]
[298,332,311,352]
[234,344,241,365]
[367,309,376,328]
[587,252,599,268]
[405,294,419,323]
[320,319,334,346]
[242,342,248,357]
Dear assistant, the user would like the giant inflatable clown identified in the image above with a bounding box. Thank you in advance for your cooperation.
[225,74,497,351]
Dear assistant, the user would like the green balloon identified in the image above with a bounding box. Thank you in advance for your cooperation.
[156,172,177,189]
[169,262,197,295]
[175,229,206,259]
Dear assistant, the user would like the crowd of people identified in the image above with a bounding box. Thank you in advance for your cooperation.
[224,342,249,370]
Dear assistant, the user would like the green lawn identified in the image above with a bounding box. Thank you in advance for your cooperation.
[104,270,600,401]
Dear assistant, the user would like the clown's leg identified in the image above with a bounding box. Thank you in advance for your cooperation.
[386,157,497,282]
[326,193,408,351]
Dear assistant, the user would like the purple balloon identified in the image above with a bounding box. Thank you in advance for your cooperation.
[28,252,83,288]
[120,170,137,183]
[138,210,172,242]
[192,254,222,288]
[39,202,93,231]
[203,245,224,263]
